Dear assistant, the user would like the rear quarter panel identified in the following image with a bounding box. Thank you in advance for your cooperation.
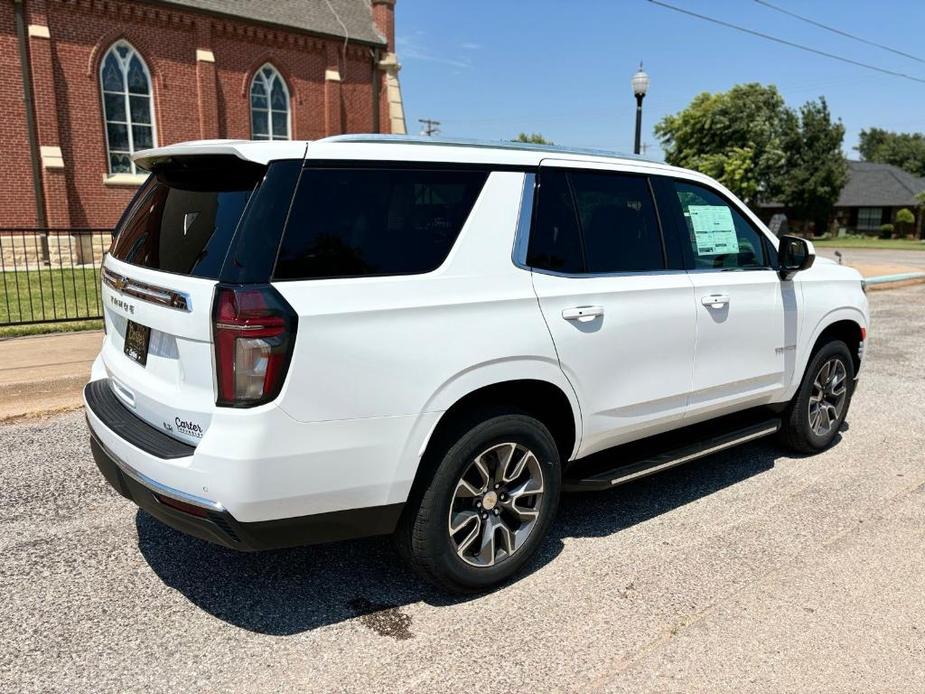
[272,170,578,429]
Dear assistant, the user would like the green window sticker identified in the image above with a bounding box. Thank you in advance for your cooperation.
[688,205,739,256]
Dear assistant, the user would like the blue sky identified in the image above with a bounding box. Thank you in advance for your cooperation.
[395,0,925,161]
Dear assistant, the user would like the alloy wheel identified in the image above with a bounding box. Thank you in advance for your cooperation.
[447,442,545,568]
[808,357,848,437]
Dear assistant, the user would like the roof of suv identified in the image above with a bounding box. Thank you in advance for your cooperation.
[133,135,687,174]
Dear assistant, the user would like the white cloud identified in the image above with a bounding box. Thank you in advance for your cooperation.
[397,35,472,69]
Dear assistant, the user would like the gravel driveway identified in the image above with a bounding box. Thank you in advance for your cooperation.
[2,286,924,693]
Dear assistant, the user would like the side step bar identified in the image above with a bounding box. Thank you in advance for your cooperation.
[563,418,780,492]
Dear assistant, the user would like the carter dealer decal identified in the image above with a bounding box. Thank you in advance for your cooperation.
[173,417,204,439]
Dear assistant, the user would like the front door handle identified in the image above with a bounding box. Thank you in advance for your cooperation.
[701,294,730,309]
[562,305,604,322]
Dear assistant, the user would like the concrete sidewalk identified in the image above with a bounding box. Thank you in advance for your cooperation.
[0,331,101,421]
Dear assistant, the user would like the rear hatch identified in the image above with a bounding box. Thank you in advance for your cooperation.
[99,156,271,445]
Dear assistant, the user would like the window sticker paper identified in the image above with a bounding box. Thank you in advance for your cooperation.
[688,205,739,256]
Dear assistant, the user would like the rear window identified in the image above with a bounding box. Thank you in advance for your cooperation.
[110,162,263,278]
[273,168,488,280]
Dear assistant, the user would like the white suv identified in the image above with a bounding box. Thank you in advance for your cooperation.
[84,136,869,592]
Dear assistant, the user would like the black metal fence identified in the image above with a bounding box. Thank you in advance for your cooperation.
[0,228,112,327]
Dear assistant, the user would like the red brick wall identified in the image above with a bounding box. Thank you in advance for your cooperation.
[0,4,39,226]
[5,0,388,229]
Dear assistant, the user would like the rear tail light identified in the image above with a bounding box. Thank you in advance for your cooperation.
[213,284,297,407]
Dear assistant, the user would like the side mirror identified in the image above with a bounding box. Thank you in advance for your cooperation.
[778,235,815,280]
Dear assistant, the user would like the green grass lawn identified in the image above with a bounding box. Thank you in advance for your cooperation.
[812,237,925,250]
[0,268,103,337]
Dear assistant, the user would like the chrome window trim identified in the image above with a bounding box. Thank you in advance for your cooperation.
[102,266,192,312]
[511,172,535,269]
[526,267,691,280]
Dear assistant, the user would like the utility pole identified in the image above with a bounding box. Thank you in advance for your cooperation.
[418,118,441,136]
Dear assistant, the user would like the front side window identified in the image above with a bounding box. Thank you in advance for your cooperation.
[250,64,290,141]
[274,168,488,280]
[527,168,664,274]
[671,180,768,270]
[100,41,156,174]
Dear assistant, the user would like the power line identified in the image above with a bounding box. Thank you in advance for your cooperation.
[753,0,925,64]
[646,0,925,85]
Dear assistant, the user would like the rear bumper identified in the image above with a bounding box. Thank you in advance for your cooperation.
[85,380,404,551]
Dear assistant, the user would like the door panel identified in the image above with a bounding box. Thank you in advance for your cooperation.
[528,164,696,456]
[687,270,795,416]
[656,176,798,417]
[533,271,696,455]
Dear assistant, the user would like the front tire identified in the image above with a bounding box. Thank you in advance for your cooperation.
[779,340,855,453]
[395,412,561,593]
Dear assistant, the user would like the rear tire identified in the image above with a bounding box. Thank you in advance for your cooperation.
[395,411,561,593]
[779,340,855,454]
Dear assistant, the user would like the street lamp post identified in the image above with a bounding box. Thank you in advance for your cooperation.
[631,63,649,155]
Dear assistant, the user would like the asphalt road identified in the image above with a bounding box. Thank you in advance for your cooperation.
[2,286,924,693]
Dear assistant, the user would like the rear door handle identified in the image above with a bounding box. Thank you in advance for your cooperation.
[701,294,730,308]
[562,306,604,322]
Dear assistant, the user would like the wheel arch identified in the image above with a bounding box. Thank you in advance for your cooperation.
[794,309,866,391]
[402,375,581,514]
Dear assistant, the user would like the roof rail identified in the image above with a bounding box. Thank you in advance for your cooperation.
[318,134,661,164]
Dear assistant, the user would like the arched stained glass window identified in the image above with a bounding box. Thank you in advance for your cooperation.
[100,41,156,174]
[250,64,291,140]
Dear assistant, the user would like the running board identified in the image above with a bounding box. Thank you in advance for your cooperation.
[563,417,780,492]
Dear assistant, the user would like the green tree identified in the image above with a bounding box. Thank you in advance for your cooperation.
[857,128,925,177]
[654,83,789,206]
[779,97,847,235]
[895,207,915,237]
[656,84,848,232]
[513,132,553,145]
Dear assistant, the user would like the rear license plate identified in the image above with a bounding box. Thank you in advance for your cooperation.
[124,320,151,366]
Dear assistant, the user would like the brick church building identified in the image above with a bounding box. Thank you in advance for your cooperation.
[0,0,406,229]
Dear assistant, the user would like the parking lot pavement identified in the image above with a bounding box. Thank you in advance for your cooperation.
[817,247,925,278]
[1,287,923,694]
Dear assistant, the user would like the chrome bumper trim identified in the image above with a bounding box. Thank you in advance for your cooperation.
[90,424,224,513]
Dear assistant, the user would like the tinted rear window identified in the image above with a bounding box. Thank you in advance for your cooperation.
[273,168,488,280]
[110,165,262,278]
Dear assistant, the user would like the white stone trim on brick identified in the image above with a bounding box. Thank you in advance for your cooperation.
[103,172,149,186]
[40,145,64,169]
[196,49,215,63]
[324,68,342,82]
[378,53,406,135]
[28,24,50,39]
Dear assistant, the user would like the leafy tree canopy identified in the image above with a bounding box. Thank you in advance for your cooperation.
[655,83,847,228]
[857,128,925,177]
[654,83,789,206]
[513,132,553,145]
[779,97,847,232]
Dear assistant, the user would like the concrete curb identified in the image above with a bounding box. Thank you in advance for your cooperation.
[865,272,925,290]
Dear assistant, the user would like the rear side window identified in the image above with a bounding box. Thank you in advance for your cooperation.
[570,171,663,273]
[526,169,584,273]
[528,168,664,274]
[671,180,768,270]
[110,162,262,278]
[274,168,488,280]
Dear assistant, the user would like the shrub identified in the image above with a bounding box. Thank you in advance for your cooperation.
[879,223,894,239]
[895,208,915,238]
